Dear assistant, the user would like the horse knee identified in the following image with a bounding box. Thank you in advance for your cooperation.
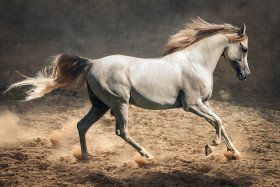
[211,117,222,130]
[215,116,222,126]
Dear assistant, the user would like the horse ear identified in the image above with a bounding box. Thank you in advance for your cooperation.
[240,23,246,35]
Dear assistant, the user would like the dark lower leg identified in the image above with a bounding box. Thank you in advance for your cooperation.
[77,107,108,159]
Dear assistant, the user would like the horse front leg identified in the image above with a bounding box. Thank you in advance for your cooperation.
[204,101,241,159]
[187,100,241,159]
[221,126,241,159]
[113,103,155,161]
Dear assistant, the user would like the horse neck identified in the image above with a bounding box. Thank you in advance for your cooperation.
[165,34,229,75]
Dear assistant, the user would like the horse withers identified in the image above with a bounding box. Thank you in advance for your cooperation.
[6,18,250,161]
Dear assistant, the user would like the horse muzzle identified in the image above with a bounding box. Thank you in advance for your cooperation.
[234,60,250,81]
[236,71,250,81]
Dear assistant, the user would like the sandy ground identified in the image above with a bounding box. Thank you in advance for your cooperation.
[0,88,279,186]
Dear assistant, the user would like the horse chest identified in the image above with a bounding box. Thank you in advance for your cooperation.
[181,70,213,103]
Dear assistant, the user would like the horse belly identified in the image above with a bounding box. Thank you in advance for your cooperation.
[129,87,181,110]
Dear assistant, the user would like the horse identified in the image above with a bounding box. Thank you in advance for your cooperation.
[6,18,250,161]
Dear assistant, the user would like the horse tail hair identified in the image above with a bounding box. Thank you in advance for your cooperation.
[5,54,92,101]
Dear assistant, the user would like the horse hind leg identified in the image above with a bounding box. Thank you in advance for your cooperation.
[77,87,109,159]
[113,103,155,161]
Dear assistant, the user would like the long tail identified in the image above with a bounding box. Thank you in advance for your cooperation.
[5,54,92,101]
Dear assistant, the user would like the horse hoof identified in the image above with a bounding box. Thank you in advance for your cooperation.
[147,157,157,164]
[232,153,241,160]
[224,151,241,161]
[82,153,93,160]
[146,154,155,160]
[205,144,213,156]
[134,154,157,166]
[146,154,157,164]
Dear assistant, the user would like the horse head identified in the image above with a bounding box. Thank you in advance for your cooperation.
[224,24,250,80]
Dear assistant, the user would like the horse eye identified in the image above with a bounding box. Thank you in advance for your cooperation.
[242,48,248,53]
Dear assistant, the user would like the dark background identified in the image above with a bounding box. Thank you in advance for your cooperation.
[1,0,279,100]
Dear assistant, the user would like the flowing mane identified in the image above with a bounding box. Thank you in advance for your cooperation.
[162,17,247,56]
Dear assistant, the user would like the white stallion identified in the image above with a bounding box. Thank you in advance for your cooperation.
[6,18,250,161]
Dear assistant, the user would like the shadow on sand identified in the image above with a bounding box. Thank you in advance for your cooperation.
[82,170,252,187]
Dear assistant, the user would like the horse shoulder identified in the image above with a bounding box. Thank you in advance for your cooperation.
[181,64,213,105]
